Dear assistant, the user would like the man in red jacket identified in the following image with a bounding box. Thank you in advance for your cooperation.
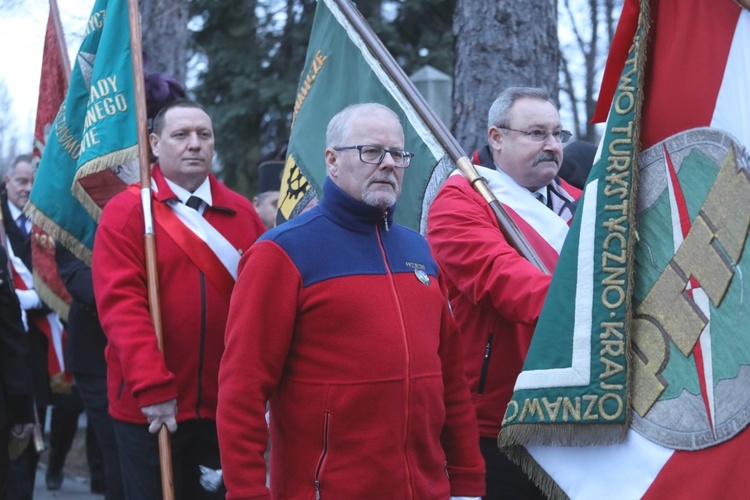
[427,87,583,500]
[92,100,266,499]
[218,103,485,499]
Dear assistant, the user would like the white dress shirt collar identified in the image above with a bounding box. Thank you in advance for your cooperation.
[163,176,213,210]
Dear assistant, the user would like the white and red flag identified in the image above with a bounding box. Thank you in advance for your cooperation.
[499,0,750,498]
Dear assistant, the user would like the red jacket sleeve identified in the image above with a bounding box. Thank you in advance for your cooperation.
[437,275,487,496]
[92,193,178,409]
[427,176,551,326]
[217,240,302,499]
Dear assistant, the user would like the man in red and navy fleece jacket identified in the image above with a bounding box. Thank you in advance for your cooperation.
[218,103,485,499]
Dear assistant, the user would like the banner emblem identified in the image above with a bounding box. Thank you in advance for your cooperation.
[632,127,750,450]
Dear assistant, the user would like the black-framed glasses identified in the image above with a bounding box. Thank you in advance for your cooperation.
[500,127,573,144]
[333,145,414,168]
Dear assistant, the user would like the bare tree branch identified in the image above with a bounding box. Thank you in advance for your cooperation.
[559,48,581,137]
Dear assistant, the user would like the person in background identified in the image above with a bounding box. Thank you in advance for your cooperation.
[427,87,582,500]
[252,160,283,230]
[3,153,76,499]
[217,102,485,498]
[44,392,105,492]
[558,140,597,190]
[93,100,266,499]
[0,244,35,496]
[55,244,124,499]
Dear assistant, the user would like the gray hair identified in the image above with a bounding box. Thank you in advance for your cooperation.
[4,153,34,178]
[487,87,557,130]
[326,103,400,148]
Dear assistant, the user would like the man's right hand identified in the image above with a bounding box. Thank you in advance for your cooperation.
[10,423,35,440]
[141,399,178,434]
[15,289,42,310]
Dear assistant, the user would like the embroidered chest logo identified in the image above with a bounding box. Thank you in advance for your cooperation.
[406,262,430,286]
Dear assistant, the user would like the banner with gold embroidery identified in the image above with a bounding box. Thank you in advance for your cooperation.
[498,1,750,498]
[499,4,645,444]
[278,0,452,233]
[27,0,138,264]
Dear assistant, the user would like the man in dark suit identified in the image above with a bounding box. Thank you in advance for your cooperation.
[2,154,80,496]
[2,154,51,497]
[0,243,34,496]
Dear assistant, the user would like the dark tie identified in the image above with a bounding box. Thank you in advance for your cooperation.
[185,196,203,211]
[534,192,546,205]
[17,213,29,236]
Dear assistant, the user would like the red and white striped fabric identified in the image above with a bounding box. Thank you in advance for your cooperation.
[8,244,69,389]
[526,1,750,498]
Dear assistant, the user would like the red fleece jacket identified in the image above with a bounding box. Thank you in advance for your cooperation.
[427,172,581,438]
[217,178,485,499]
[92,165,265,423]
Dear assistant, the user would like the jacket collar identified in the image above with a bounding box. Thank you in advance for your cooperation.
[319,177,396,233]
[151,164,236,213]
[1,192,24,239]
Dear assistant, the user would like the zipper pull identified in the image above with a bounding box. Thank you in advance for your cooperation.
[383,210,389,232]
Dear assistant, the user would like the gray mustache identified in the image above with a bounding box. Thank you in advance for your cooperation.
[534,153,560,166]
[368,176,396,188]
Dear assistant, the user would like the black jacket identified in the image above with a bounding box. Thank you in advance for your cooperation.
[2,192,52,406]
[0,246,33,429]
[55,245,108,377]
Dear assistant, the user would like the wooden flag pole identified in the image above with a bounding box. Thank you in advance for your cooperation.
[332,0,549,274]
[126,0,175,498]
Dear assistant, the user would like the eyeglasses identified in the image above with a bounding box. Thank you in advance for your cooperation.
[333,145,414,168]
[500,127,573,144]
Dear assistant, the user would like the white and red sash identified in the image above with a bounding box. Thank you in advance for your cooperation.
[6,240,71,392]
[128,186,240,303]
[451,166,575,268]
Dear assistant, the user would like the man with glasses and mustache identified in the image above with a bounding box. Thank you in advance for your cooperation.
[427,87,582,499]
[217,103,485,499]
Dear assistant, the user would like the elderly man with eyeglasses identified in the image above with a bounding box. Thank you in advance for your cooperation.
[217,102,486,499]
[427,87,583,500]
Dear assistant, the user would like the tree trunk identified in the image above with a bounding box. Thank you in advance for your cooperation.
[140,0,189,85]
[452,0,559,155]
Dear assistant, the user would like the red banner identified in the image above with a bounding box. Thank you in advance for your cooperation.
[31,1,72,321]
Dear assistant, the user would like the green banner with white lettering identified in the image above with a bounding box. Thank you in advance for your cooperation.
[498,18,646,447]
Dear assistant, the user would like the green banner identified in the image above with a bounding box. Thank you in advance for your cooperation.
[499,18,646,446]
[28,0,137,264]
[278,0,451,233]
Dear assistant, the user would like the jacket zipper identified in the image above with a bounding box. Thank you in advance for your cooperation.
[477,333,494,395]
[383,210,389,231]
[314,411,331,499]
[375,222,414,495]
[195,272,207,418]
